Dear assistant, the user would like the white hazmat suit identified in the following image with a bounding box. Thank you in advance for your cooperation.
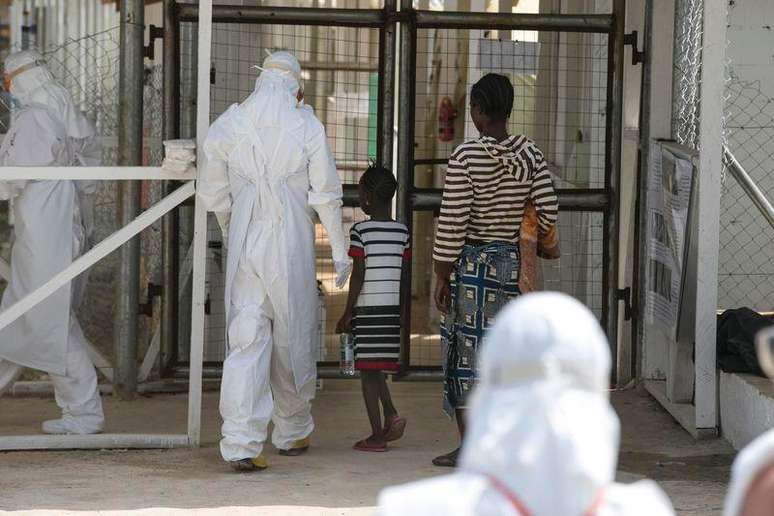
[724,429,774,516]
[0,50,104,435]
[199,52,350,463]
[378,293,674,516]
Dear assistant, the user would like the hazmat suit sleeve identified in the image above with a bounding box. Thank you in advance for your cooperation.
[0,108,60,199]
[198,107,238,237]
[73,132,101,193]
[305,116,351,288]
[72,132,101,244]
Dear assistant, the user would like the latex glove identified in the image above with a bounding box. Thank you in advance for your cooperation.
[334,259,352,289]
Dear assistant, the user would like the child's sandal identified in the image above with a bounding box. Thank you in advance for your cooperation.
[383,415,407,442]
[354,438,387,452]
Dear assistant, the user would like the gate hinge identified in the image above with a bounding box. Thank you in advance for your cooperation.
[144,25,165,61]
[616,287,633,321]
[623,31,645,66]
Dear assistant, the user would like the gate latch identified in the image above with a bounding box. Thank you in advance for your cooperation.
[623,31,645,66]
[139,282,163,317]
[144,25,165,61]
[616,287,633,321]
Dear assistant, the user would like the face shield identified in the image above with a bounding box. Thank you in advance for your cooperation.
[3,51,47,93]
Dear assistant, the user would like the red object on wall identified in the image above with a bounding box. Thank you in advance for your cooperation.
[438,96,457,142]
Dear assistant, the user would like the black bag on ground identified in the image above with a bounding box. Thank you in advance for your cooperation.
[717,308,774,375]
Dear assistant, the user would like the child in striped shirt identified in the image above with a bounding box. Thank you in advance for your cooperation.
[336,165,410,452]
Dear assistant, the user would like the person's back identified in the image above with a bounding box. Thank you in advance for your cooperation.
[199,51,350,470]
[377,293,675,516]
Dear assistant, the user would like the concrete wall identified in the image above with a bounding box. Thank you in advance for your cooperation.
[720,372,774,450]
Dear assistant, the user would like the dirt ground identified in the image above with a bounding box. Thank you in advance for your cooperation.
[0,382,734,515]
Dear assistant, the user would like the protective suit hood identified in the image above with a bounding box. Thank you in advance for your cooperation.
[4,50,94,140]
[724,429,774,516]
[459,292,618,515]
[377,293,674,516]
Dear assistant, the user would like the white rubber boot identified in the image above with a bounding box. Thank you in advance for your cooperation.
[42,414,103,435]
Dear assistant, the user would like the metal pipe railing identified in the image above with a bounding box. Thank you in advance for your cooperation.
[178,4,385,27]
[723,146,774,232]
[414,11,614,33]
[115,0,144,399]
[395,0,416,374]
[161,0,181,378]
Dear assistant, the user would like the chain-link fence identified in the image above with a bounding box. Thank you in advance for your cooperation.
[718,79,774,312]
[0,23,165,367]
[671,0,704,151]
[670,0,774,314]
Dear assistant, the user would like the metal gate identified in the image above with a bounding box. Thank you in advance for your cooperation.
[163,0,625,382]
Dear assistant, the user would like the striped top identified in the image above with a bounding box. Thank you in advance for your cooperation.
[433,135,559,264]
[349,220,411,307]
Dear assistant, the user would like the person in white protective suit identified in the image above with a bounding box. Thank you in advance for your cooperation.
[0,50,104,435]
[198,51,351,471]
[377,292,675,516]
[725,429,774,516]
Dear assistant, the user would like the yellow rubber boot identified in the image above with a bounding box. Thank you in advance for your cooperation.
[278,437,310,457]
[230,455,268,471]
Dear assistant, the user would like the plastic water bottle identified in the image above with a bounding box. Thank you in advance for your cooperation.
[340,333,355,376]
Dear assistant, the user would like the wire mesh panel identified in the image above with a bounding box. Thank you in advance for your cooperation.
[409,209,605,368]
[672,0,704,150]
[0,21,165,366]
[409,28,609,368]
[718,79,774,312]
[179,22,380,364]
[413,29,609,188]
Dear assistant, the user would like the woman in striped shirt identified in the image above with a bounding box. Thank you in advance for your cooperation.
[432,73,559,467]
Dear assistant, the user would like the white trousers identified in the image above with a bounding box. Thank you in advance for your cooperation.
[219,256,316,462]
[0,316,104,433]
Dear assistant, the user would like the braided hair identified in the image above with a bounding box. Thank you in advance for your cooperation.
[360,164,398,202]
[470,73,514,121]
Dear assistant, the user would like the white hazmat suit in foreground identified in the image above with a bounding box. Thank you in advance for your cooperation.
[0,50,104,434]
[378,293,674,516]
[199,52,350,464]
[724,429,774,516]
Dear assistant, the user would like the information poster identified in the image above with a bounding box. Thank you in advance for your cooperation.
[645,142,696,334]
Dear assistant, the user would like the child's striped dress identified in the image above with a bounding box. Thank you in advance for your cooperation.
[348,219,411,372]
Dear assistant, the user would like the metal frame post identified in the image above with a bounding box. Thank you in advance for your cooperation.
[604,0,626,385]
[161,0,181,376]
[633,0,653,381]
[187,0,212,447]
[396,0,415,374]
[635,0,675,382]
[115,0,145,399]
[378,0,397,168]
